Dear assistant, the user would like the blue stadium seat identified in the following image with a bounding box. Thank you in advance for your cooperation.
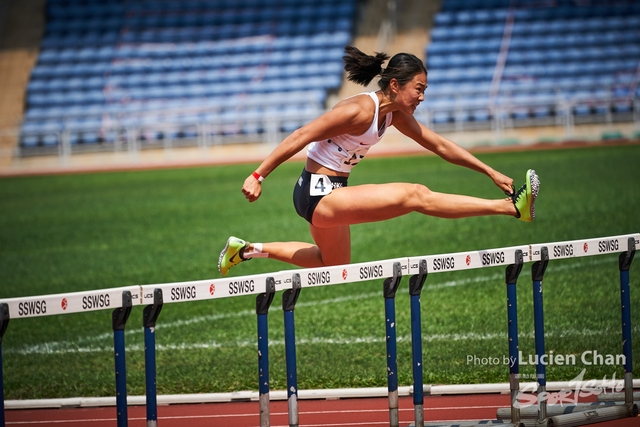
[432,110,452,124]
[23,0,360,146]
[471,108,490,122]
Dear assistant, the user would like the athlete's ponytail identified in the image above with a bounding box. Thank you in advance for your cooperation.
[343,45,427,91]
[343,45,389,86]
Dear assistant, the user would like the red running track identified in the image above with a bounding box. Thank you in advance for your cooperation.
[5,394,639,427]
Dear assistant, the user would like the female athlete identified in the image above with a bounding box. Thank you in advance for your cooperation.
[218,46,539,275]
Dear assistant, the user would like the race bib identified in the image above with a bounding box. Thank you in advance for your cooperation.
[309,174,333,196]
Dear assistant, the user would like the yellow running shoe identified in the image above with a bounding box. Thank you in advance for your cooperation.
[512,169,540,222]
[218,236,249,276]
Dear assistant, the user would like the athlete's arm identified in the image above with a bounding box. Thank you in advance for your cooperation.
[392,111,514,194]
[242,97,374,202]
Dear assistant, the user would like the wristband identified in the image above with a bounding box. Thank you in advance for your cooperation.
[252,171,264,182]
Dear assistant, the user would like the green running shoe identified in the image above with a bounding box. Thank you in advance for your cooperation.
[512,169,540,222]
[218,236,249,276]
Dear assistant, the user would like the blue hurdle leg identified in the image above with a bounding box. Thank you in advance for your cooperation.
[282,275,301,427]
[113,328,128,427]
[0,303,8,427]
[409,260,427,427]
[112,292,132,427]
[531,247,549,424]
[144,327,158,427]
[0,342,4,427]
[385,297,399,427]
[256,277,276,427]
[410,296,423,405]
[283,309,298,427]
[143,289,163,427]
[383,262,402,427]
[505,250,523,425]
[619,238,635,407]
[257,312,270,425]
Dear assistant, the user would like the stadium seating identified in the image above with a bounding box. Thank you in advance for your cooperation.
[21,0,357,148]
[421,0,640,126]
[22,0,639,149]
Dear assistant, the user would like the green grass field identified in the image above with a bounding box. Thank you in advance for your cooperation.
[1,143,639,399]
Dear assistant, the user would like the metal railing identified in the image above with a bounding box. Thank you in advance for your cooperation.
[3,95,639,163]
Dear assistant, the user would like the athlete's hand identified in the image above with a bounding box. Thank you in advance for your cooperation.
[490,170,514,196]
[242,174,262,202]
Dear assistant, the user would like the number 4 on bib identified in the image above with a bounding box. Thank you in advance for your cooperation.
[310,174,333,196]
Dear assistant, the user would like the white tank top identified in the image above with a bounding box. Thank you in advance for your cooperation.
[307,91,393,173]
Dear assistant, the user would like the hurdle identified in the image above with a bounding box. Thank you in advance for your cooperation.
[250,244,529,427]
[138,272,280,427]
[496,235,639,427]
[403,245,529,427]
[0,285,142,427]
[0,234,638,427]
[271,257,409,427]
[0,273,278,427]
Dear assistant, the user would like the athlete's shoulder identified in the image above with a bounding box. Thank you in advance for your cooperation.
[333,92,376,110]
[389,109,415,126]
[330,93,375,123]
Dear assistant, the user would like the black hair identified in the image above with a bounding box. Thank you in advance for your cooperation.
[342,45,427,91]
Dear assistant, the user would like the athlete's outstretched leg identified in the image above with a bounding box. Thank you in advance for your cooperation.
[310,182,514,227]
[218,225,350,275]
[311,170,538,227]
[250,225,349,267]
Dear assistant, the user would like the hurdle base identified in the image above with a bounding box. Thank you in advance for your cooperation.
[513,420,549,427]
[547,403,637,427]
[596,392,640,402]
[407,421,524,427]
[497,401,625,419]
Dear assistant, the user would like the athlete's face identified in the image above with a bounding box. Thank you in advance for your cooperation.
[396,72,427,115]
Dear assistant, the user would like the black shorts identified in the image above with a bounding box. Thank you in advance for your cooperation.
[293,169,349,224]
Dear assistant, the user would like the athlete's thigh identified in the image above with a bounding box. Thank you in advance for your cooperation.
[310,223,351,266]
[312,183,418,227]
